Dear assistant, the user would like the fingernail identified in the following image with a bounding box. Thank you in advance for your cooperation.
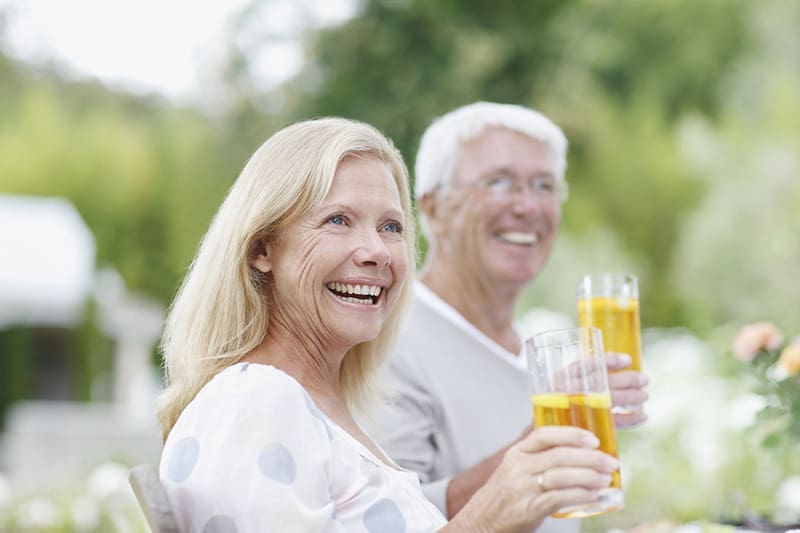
[605,457,620,470]
[620,354,632,366]
[583,434,600,448]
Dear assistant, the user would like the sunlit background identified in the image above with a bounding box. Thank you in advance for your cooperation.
[1,0,799,531]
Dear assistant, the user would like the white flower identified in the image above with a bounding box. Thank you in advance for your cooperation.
[15,496,59,528]
[674,525,704,533]
[725,393,767,431]
[88,461,130,501]
[71,495,101,532]
[776,475,800,518]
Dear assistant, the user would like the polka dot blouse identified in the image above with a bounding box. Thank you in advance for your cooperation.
[160,363,448,532]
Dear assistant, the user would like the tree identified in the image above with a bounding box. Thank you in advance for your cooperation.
[257,0,753,326]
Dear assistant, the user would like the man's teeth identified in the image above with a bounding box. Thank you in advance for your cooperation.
[499,232,538,245]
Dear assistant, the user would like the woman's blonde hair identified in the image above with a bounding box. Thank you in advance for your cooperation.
[156,118,416,439]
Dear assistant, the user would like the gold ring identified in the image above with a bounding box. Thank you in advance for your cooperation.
[536,472,546,492]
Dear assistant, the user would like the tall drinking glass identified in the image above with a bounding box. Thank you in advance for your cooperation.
[526,327,624,518]
[577,272,642,378]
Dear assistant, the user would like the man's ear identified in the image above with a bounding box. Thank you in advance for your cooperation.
[418,192,447,238]
[249,238,272,274]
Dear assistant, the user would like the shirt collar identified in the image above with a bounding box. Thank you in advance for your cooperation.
[415,281,528,370]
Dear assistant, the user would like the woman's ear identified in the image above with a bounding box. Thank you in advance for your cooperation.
[249,238,272,274]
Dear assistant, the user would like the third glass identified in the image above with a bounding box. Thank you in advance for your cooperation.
[577,272,642,413]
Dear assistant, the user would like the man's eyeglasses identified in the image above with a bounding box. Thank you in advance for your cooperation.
[455,172,565,201]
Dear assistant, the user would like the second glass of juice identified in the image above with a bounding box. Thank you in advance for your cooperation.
[577,272,642,373]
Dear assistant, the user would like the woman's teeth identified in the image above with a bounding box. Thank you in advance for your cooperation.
[326,282,382,304]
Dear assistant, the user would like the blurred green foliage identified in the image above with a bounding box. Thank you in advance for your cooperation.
[1,0,800,527]
[275,0,755,328]
[0,77,242,300]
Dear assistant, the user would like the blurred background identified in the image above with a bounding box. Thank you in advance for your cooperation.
[0,0,798,530]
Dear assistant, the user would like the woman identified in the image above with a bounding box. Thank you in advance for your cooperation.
[157,118,618,532]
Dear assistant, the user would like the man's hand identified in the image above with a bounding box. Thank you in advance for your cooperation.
[606,352,648,428]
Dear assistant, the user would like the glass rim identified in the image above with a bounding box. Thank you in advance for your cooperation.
[528,326,603,349]
[576,272,639,298]
[577,271,638,284]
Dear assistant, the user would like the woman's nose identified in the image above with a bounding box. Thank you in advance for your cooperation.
[353,230,391,267]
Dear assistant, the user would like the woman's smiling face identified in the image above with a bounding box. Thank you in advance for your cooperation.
[257,155,409,352]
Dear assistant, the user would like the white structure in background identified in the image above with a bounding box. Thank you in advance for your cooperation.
[94,267,164,421]
[0,195,95,329]
[0,194,163,490]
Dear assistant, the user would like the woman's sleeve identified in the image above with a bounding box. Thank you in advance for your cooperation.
[161,366,346,532]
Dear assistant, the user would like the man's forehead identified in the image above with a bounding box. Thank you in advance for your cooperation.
[455,129,554,173]
[461,125,544,148]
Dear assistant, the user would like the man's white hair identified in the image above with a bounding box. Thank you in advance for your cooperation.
[414,101,569,201]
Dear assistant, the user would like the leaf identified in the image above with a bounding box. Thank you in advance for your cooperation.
[761,432,783,448]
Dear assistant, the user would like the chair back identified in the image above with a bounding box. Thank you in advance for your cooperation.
[128,463,181,533]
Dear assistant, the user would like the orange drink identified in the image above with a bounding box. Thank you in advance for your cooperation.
[526,327,624,518]
[577,296,642,372]
[531,392,622,518]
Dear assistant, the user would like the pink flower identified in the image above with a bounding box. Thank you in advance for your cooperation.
[732,321,784,362]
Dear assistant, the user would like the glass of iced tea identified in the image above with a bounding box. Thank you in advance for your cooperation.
[526,327,624,518]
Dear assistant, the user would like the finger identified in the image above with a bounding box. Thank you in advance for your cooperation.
[537,467,615,492]
[516,426,600,453]
[605,352,632,371]
[532,447,619,475]
[614,410,648,429]
[516,423,535,441]
[529,487,603,518]
[608,370,648,391]
[610,388,648,408]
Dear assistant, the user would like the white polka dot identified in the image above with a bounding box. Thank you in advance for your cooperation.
[258,442,296,484]
[363,498,407,533]
[202,515,237,533]
[168,437,199,482]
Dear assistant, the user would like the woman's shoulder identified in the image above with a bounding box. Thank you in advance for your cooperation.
[160,363,339,529]
[164,363,333,471]
[166,362,327,445]
[212,361,303,391]
[192,362,315,415]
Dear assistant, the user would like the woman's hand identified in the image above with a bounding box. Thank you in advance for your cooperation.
[606,352,649,428]
[446,426,619,533]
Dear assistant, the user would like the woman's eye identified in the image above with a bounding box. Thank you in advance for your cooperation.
[328,215,346,225]
[381,220,403,234]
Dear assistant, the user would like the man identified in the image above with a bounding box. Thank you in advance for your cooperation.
[368,102,648,531]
